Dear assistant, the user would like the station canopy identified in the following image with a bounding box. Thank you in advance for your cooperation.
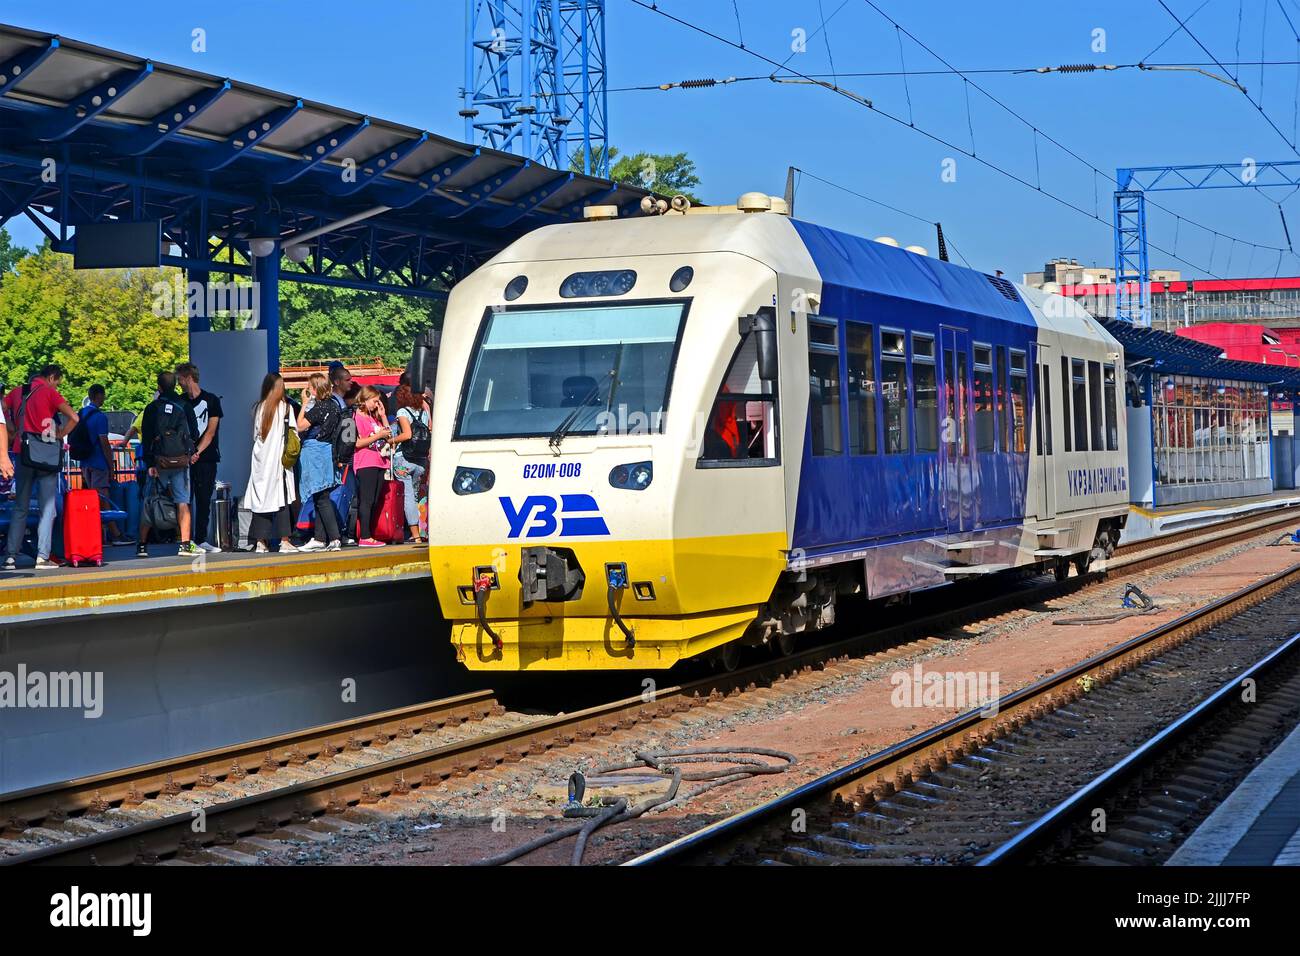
[0,23,652,299]
[1100,318,1300,393]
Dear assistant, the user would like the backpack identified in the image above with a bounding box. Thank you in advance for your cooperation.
[153,397,195,469]
[333,411,358,465]
[68,406,99,463]
[403,409,431,461]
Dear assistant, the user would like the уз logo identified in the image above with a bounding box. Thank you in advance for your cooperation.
[499,494,610,538]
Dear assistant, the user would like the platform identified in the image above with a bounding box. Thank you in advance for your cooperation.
[0,542,430,626]
[1120,490,1300,544]
[1166,719,1300,866]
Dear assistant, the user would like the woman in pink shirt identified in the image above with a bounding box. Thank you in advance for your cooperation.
[352,386,392,547]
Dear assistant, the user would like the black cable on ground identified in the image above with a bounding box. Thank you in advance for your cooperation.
[475,747,797,866]
[1053,583,1161,626]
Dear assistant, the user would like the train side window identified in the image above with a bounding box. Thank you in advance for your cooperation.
[1033,363,1043,455]
[1039,363,1053,455]
[881,328,908,453]
[1088,360,1105,451]
[997,346,1009,452]
[809,320,843,457]
[973,344,995,452]
[1009,349,1029,453]
[1103,363,1119,451]
[1060,355,1072,452]
[912,333,939,452]
[699,332,778,465]
[1071,358,1089,452]
[846,322,878,455]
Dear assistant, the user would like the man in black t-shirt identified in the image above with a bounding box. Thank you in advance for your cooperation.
[176,362,223,552]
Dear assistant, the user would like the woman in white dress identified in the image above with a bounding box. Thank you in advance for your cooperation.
[245,372,298,554]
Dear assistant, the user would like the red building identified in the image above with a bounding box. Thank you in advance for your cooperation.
[1174,323,1300,367]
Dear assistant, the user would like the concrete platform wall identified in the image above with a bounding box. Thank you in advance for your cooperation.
[0,579,470,794]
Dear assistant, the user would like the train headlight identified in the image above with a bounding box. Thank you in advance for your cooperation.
[609,461,653,490]
[452,466,496,495]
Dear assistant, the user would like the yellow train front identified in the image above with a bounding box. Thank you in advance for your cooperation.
[427,202,796,671]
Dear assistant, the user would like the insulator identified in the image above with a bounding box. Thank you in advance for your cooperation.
[679,78,718,89]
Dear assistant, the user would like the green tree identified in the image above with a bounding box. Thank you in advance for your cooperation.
[0,226,26,279]
[0,245,187,409]
[279,280,443,368]
[571,146,702,204]
[0,243,442,410]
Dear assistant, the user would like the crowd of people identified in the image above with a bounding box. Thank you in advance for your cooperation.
[0,359,431,569]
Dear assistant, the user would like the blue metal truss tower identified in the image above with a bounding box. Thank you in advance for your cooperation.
[463,0,609,177]
[1113,161,1300,325]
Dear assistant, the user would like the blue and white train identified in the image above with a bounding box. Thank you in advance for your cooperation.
[422,192,1129,671]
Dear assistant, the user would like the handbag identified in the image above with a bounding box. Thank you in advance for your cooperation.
[143,477,179,532]
[281,407,302,469]
[17,383,61,474]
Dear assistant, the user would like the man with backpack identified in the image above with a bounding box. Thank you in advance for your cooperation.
[137,371,201,558]
[68,384,130,546]
[3,364,79,571]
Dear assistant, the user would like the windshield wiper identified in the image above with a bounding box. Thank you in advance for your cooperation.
[548,345,625,452]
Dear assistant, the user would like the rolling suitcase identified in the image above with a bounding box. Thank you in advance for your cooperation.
[370,478,406,544]
[63,488,104,567]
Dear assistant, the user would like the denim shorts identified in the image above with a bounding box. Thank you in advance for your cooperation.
[154,466,191,505]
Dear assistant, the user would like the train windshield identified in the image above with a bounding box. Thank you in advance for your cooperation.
[456,301,686,439]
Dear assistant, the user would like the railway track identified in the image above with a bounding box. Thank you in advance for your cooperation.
[3,508,1297,866]
[627,562,1300,865]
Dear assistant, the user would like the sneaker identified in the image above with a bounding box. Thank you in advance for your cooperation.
[136,544,149,559]
[298,539,327,552]
[342,538,358,548]
[3,556,15,572]
[358,538,386,548]
[278,542,301,554]
[109,537,133,547]
[178,541,203,557]
[254,542,269,554]
[34,557,63,570]
[326,540,343,552]
[199,542,221,553]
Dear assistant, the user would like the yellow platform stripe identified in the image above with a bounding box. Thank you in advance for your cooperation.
[0,548,428,622]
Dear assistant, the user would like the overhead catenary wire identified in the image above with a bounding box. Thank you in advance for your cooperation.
[625,0,1296,278]
[605,61,1300,93]
[859,0,1292,262]
[1156,0,1300,158]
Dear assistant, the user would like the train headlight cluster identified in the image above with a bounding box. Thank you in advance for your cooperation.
[452,466,496,495]
[609,461,653,490]
[560,269,636,298]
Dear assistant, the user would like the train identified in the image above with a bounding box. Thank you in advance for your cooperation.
[415,191,1130,671]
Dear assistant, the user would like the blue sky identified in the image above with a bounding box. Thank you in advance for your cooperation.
[5,0,1300,280]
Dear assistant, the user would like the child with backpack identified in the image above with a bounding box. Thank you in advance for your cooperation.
[136,371,200,558]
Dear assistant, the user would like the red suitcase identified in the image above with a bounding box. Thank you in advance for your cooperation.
[370,479,406,544]
[64,488,104,567]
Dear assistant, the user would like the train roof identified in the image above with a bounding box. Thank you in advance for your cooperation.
[487,210,1114,345]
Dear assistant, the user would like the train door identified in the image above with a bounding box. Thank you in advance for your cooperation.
[1034,343,1056,521]
[941,327,973,533]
